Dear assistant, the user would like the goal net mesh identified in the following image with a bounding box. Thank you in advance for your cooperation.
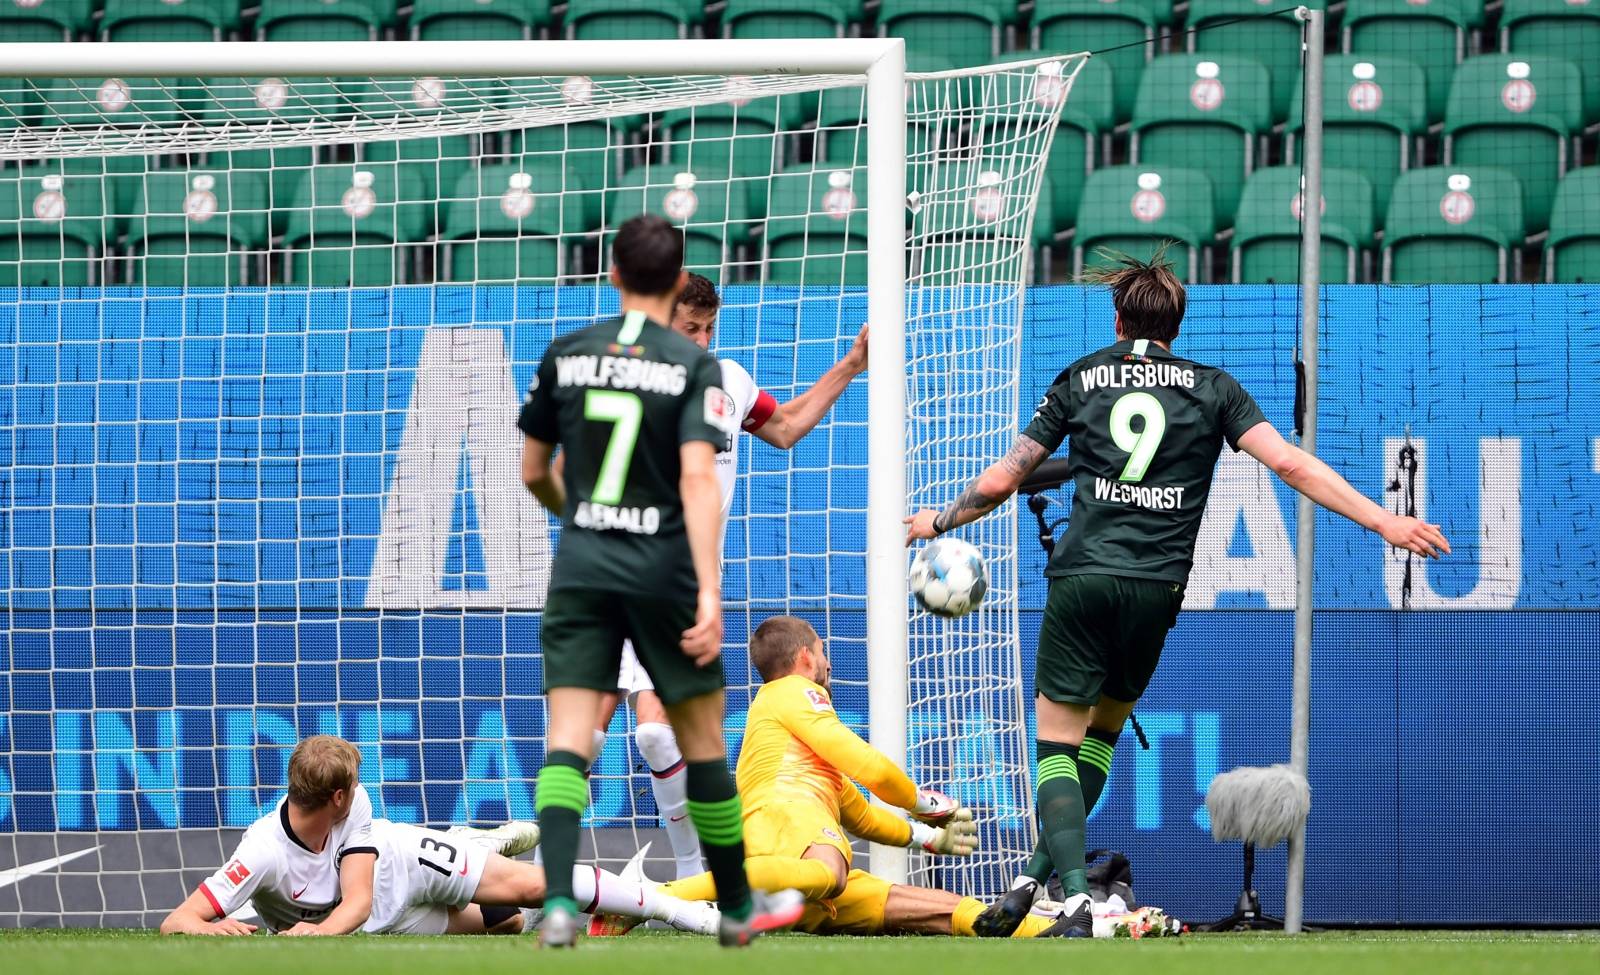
[0,54,1079,924]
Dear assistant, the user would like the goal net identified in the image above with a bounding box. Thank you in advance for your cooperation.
[0,44,1079,924]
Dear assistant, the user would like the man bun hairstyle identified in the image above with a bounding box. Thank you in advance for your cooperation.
[675,272,720,314]
[287,735,361,810]
[750,615,819,683]
[1081,246,1186,344]
[612,213,685,296]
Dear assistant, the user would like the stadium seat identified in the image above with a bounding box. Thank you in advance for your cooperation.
[978,55,1116,244]
[198,77,343,237]
[256,0,396,41]
[1188,0,1320,123]
[879,0,1013,68]
[723,0,850,39]
[408,0,555,40]
[124,169,270,287]
[101,0,237,42]
[281,163,434,287]
[1444,55,1584,234]
[659,95,790,187]
[1382,167,1525,283]
[0,166,108,287]
[565,0,703,40]
[1545,167,1600,282]
[606,164,756,282]
[911,161,1047,284]
[509,121,625,196]
[814,88,938,169]
[1286,55,1429,221]
[761,163,868,286]
[0,0,92,41]
[1033,0,1163,122]
[1073,165,1217,282]
[1130,54,1273,226]
[1343,0,1476,123]
[40,77,189,129]
[440,161,584,282]
[359,136,477,209]
[1501,0,1600,125]
[0,79,40,132]
[1231,166,1376,284]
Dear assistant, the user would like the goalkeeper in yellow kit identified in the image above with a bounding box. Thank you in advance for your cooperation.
[594,615,1057,938]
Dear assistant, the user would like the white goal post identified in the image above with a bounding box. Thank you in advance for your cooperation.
[0,39,1078,921]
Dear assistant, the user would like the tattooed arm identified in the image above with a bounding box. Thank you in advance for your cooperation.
[905,436,1052,544]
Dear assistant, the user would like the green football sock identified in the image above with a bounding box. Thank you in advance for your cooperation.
[534,751,590,909]
[1035,740,1089,897]
[686,760,753,922]
[1023,727,1122,886]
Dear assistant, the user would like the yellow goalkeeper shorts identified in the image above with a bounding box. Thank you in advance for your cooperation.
[743,802,854,865]
[796,870,893,936]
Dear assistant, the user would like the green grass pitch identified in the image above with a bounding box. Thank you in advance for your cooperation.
[2,929,1596,975]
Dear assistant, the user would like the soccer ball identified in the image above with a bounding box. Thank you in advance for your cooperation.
[909,537,989,618]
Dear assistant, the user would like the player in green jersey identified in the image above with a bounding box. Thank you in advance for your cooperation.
[905,253,1450,938]
[519,215,802,948]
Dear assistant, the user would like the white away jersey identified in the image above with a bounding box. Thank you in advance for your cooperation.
[715,358,776,519]
[197,786,377,933]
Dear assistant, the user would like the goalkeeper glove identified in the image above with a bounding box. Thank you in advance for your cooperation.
[910,788,961,825]
[910,808,978,856]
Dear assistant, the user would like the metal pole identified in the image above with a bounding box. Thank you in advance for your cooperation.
[1286,4,1324,937]
[864,39,910,887]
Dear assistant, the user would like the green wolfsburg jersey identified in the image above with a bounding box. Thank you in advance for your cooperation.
[1021,338,1269,584]
[518,310,735,600]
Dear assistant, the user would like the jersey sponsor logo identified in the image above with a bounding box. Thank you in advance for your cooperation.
[1093,476,1187,511]
[804,688,833,712]
[223,860,251,886]
[704,386,739,437]
[1078,362,1196,391]
[555,354,688,395]
[574,501,661,535]
[606,343,645,357]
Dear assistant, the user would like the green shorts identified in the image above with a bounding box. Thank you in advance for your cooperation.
[1035,573,1185,706]
[539,587,725,706]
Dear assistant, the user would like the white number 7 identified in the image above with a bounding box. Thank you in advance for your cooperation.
[1109,392,1166,483]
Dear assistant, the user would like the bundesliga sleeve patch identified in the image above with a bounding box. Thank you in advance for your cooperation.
[805,688,833,712]
[222,859,251,887]
[705,386,739,436]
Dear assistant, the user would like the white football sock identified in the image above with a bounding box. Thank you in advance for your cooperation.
[568,865,718,935]
[635,722,700,879]
[591,728,608,764]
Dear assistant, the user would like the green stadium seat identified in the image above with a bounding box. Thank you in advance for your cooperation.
[1287,55,1429,221]
[509,121,624,196]
[256,0,395,41]
[879,0,1012,68]
[814,88,938,169]
[912,161,1046,284]
[281,163,434,287]
[125,169,269,287]
[223,148,315,237]
[0,166,108,287]
[1073,165,1217,281]
[660,96,789,190]
[761,163,868,286]
[359,136,477,209]
[1382,167,1524,283]
[1444,55,1583,234]
[1545,167,1600,283]
[0,79,40,132]
[1501,0,1600,125]
[565,0,703,40]
[1343,0,1475,123]
[198,77,344,236]
[978,54,1116,243]
[409,0,554,40]
[606,164,755,282]
[723,0,850,39]
[101,0,236,41]
[40,77,189,129]
[1033,0,1163,123]
[0,0,92,41]
[1189,0,1322,123]
[440,161,586,282]
[1130,54,1273,226]
[1231,166,1376,284]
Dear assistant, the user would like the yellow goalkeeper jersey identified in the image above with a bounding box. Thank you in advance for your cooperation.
[736,674,918,837]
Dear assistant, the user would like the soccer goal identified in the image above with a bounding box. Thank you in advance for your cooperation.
[0,39,1079,924]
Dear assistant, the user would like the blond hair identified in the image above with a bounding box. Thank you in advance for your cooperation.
[287,735,361,810]
[1081,246,1187,344]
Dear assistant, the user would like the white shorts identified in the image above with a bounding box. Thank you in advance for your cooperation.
[616,640,655,697]
[364,822,489,935]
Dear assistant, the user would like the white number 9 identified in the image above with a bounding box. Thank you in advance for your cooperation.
[1109,392,1166,483]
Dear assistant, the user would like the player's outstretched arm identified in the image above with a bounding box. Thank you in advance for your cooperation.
[678,439,723,665]
[159,889,257,936]
[282,852,376,936]
[521,436,565,515]
[838,784,978,857]
[752,325,869,450]
[906,435,1051,544]
[1236,422,1451,559]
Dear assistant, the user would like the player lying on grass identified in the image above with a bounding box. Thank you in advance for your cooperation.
[589,273,870,882]
[591,615,1056,939]
[159,734,718,937]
